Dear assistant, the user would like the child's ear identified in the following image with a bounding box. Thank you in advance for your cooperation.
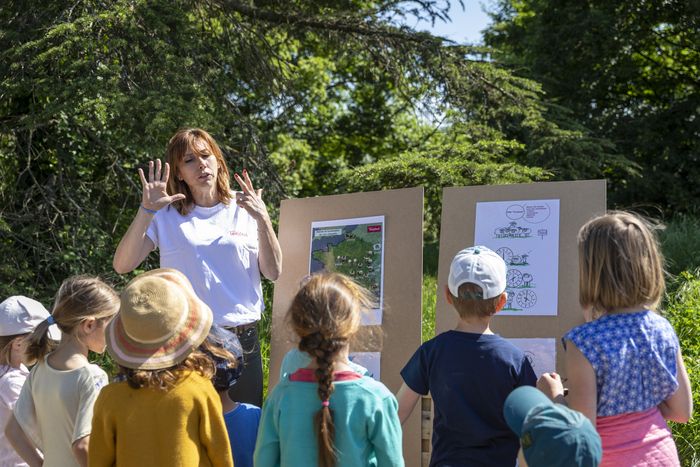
[494,292,507,313]
[82,317,97,334]
[444,285,454,305]
[11,336,25,351]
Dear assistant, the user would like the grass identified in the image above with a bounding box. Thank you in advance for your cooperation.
[665,272,700,466]
[660,214,700,278]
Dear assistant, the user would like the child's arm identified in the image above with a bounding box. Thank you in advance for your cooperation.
[86,385,116,467]
[5,413,43,467]
[200,391,234,467]
[253,397,281,467]
[396,383,421,425]
[537,341,597,424]
[657,348,693,423]
[562,341,597,424]
[72,435,89,467]
[369,395,405,467]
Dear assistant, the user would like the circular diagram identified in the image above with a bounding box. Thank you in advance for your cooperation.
[506,204,525,220]
[516,290,537,308]
[496,247,513,264]
[506,269,523,288]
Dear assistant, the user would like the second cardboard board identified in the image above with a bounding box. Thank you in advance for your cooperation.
[436,180,606,376]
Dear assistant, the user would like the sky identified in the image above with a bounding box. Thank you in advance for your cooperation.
[412,1,495,44]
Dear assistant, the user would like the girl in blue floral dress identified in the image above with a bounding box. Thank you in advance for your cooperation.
[538,211,692,466]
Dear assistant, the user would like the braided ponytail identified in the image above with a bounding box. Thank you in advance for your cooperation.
[289,273,375,467]
[298,333,345,467]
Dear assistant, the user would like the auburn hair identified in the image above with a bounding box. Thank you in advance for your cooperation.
[287,273,375,467]
[165,128,233,215]
[578,211,665,316]
[119,350,215,391]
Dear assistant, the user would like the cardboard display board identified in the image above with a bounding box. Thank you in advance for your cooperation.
[270,187,424,467]
[436,180,606,377]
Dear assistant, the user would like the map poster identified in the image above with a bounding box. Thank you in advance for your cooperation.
[349,352,381,381]
[474,199,560,316]
[309,215,385,325]
[506,338,556,378]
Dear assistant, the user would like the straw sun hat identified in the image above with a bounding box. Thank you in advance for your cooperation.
[107,268,213,370]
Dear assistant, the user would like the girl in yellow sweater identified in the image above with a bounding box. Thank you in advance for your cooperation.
[88,268,233,467]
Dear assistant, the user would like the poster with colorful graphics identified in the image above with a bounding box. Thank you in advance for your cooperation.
[349,352,381,380]
[310,216,385,324]
[474,200,560,316]
[507,338,556,378]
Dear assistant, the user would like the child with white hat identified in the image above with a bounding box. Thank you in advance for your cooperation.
[89,268,233,467]
[396,246,537,466]
[0,296,60,467]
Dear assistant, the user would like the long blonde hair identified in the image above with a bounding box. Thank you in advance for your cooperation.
[27,276,119,362]
[287,273,376,467]
[578,211,665,316]
[165,128,233,215]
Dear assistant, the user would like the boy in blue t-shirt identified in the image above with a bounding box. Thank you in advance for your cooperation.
[398,246,536,467]
[203,326,261,467]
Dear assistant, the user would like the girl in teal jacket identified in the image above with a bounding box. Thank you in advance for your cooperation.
[254,272,404,467]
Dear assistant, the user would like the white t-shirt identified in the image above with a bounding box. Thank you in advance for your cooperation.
[146,199,263,326]
[13,357,108,467]
[0,364,30,467]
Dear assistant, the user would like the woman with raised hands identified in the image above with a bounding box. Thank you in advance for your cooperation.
[113,128,282,407]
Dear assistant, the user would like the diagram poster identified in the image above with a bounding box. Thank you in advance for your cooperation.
[309,216,385,325]
[474,200,560,316]
[349,352,381,381]
[507,338,556,378]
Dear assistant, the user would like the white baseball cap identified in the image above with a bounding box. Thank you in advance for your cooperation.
[448,246,507,299]
[0,296,61,340]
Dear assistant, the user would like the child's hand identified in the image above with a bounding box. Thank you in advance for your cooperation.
[536,372,565,400]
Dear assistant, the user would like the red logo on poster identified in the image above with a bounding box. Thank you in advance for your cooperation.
[367,225,381,233]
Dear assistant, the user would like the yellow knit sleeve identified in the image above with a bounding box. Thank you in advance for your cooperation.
[197,375,234,467]
[87,387,116,467]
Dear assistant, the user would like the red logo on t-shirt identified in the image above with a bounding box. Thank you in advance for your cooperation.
[367,225,381,233]
[229,230,248,237]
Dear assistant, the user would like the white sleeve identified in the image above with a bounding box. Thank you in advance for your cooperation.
[13,371,41,449]
[72,366,108,442]
[0,371,26,410]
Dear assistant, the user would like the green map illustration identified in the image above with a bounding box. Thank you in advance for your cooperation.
[310,222,383,297]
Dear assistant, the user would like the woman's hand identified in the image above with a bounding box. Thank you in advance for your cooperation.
[537,372,565,400]
[138,159,185,211]
[233,169,270,222]
[234,168,283,280]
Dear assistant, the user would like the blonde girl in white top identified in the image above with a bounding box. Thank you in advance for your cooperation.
[5,276,119,467]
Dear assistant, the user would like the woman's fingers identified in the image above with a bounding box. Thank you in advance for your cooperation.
[138,168,148,187]
[243,169,255,192]
[155,159,162,181]
[148,160,154,182]
[167,193,186,204]
[162,162,171,183]
[234,172,252,195]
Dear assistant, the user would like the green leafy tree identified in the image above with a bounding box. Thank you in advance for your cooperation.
[485,0,700,212]
[0,0,591,299]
